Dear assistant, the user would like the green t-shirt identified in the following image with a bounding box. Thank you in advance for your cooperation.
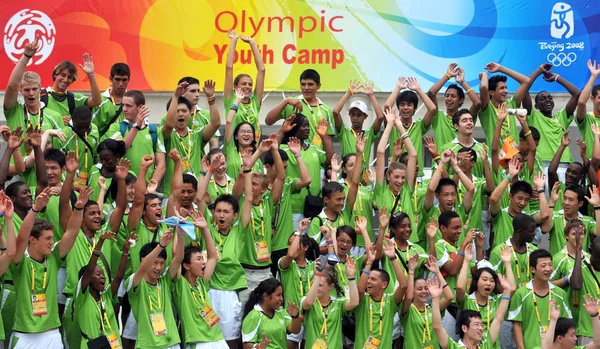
[435,239,460,297]
[224,139,263,180]
[2,214,23,283]
[159,106,212,131]
[382,242,428,294]
[238,193,275,267]
[12,242,62,333]
[457,176,487,242]
[172,276,224,344]
[446,333,495,349]
[301,296,348,349]
[550,249,584,323]
[527,109,573,162]
[91,90,124,132]
[576,112,600,159]
[225,92,262,137]
[337,125,378,171]
[491,209,519,250]
[63,231,111,298]
[162,127,206,196]
[490,239,537,288]
[126,223,172,278]
[43,89,89,116]
[75,279,121,348]
[281,143,326,214]
[126,273,180,349]
[105,121,166,182]
[401,304,439,349]
[439,139,489,179]
[39,195,65,241]
[343,181,374,247]
[280,97,335,149]
[389,118,430,177]
[204,221,247,291]
[478,98,519,150]
[308,207,353,244]
[52,124,100,174]
[87,164,114,205]
[4,102,62,132]
[461,293,503,349]
[575,259,600,338]
[374,181,415,238]
[548,211,596,256]
[354,293,400,349]
[206,175,235,203]
[507,282,571,349]
[418,205,467,247]
[242,306,292,349]
[431,110,459,151]
[278,259,315,309]
[272,177,299,252]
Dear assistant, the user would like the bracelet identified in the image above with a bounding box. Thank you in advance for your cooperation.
[200,170,207,176]
[362,269,370,275]
[293,231,301,236]
[230,105,239,112]
[408,272,414,275]
[315,273,325,277]
[444,73,451,79]
[563,276,569,285]
[23,53,33,58]
[465,88,473,94]
[594,206,600,211]
[442,284,449,289]
[0,248,6,252]
[31,208,41,213]
[92,249,101,256]
[432,155,440,162]
[501,296,511,301]
[457,251,465,257]
[504,175,513,182]
[243,168,252,174]
[348,276,356,281]
[348,87,353,95]
[455,169,463,175]
[549,205,555,209]
[591,312,599,318]
[537,189,545,194]
[208,99,216,105]
[436,167,444,174]
[291,314,299,319]
[74,205,84,211]
[208,166,216,173]
[206,95,215,101]
[294,153,302,159]
[389,255,397,261]
[123,252,130,256]
[523,130,532,137]
[554,74,560,82]
[158,243,166,249]
[326,239,333,245]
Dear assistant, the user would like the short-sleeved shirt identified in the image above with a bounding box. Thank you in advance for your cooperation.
[478,98,519,150]
[242,305,292,349]
[91,89,124,132]
[308,207,353,244]
[491,208,538,250]
[301,296,348,349]
[457,176,488,243]
[206,175,235,203]
[126,273,180,349]
[2,214,23,283]
[39,195,65,241]
[389,118,430,177]
[507,282,571,349]
[418,205,467,247]
[43,88,89,116]
[204,221,247,291]
[224,139,263,180]
[576,112,600,159]
[401,304,439,349]
[271,177,299,252]
[224,92,262,137]
[528,109,573,162]
[337,125,378,171]
[447,333,495,349]
[87,164,114,204]
[281,143,326,214]
[12,243,62,333]
[435,239,460,297]
[382,241,428,294]
[490,239,537,288]
[278,259,315,309]
[439,139,489,179]
[162,127,206,196]
[159,105,213,132]
[342,181,374,247]
[63,231,111,298]
[126,223,172,278]
[52,124,100,174]
[374,181,415,239]
[239,193,275,268]
[461,293,503,349]
[550,249,586,322]
[431,110,459,150]
[280,96,335,149]
[548,211,596,256]
[354,293,400,349]
[172,276,224,344]
[75,279,121,348]
[575,259,600,337]
[4,102,62,135]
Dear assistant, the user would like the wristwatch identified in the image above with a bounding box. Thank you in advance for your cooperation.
[133,123,142,130]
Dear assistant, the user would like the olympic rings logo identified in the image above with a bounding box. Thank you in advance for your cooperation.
[547,52,577,66]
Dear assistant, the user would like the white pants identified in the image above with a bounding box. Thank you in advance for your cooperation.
[122,310,138,340]
[186,340,229,349]
[9,329,63,349]
[238,268,273,308]
[208,289,242,341]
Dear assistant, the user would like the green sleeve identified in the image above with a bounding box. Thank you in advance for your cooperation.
[507,288,523,322]
[73,92,89,108]
[241,311,261,343]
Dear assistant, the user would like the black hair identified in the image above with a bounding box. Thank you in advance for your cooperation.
[263,148,288,166]
[396,90,418,109]
[592,84,600,98]
[519,126,540,142]
[510,181,533,197]
[529,248,552,269]
[6,181,27,199]
[300,233,320,261]
[110,63,130,78]
[282,113,309,144]
[166,96,193,112]
[322,182,345,199]
[456,310,482,338]
[513,213,536,235]
[109,173,136,202]
[72,106,92,122]
[534,90,551,105]
[439,210,460,228]
[182,174,198,191]
[446,84,465,101]
[468,267,502,295]
[83,200,99,212]
[214,194,240,214]
[31,219,54,239]
[182,244,203,275]
[124,90,146,106]
[140,242,167,261]
[565,184,585,203]
[457,147,478,163]
[337,225,357,246]
[96,139,126,158]
[143,193,161,211]
[389,211,410,231]
[300,69,321,85]
[178,76,200,86]
[233,122,257,152]
[243,278,282,319]
[370,268,390,287]
[435,178,457,194]
[452,109,472,127]
[488,75,508,92]
[554,318,577,342]
[43,148,66,168]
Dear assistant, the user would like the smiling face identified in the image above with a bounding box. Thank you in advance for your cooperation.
[562,190,582,216]
[441,217,462,243]
[393,216,412,242]
[366,270,388,295]
[90,265,107,292]
[509,191,531,213]
[531,257,553,282]
[11,184,33,210]
[565,163,584,186]
[325,191,346,214]
[342,155,356,177]
[176,103,192,131]
[398,101,415,120]
[236,124,254,147]
[262,286,284,310]
[591,91,600,115]
[444,88,463,111]
[316,276,334,298]
[294,118,311,141]
[45,160,64,186]
[53,68,76,92]
[436,184,457,211]
[126,182,135,203]
[414,279,429,302]
[336,232,354,257]
[348,108,367,130]
[490,81,508,103]
[83,204,103,232]
[386,168,406,193]
[462,317,485,343]
[148,256,166,280]
[536,92,554,114]
[235,76,253,99]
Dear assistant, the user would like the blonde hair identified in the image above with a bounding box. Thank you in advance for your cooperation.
[251,173,269,189]
[21,71,41,88]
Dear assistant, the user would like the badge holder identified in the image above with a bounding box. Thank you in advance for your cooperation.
[32,293,48,316]
[255,241,270,263]
[150,312,167,336]
[363,336,380,349]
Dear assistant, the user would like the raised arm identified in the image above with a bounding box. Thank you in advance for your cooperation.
[491,103,508,174]
[28,128,48,196]
[0,128,23,190]
[490,157,521,216]
[332,81,360,132]
[201,80,221,142]
[14,189,50,264]
[225,88,244,144]
[60,186,92,258]
[288,137,312,191]
[112,233,133,297]
[577,60,600,123]
[549,132,570,190]
[132,230,173,287]
[358,245,376,302]
[108,158,130,233]
[269,138,285,204]
[316,119,334,166]
[223,30,239,99]
[169,225,186,280]
[241,35,266,103]
[59,151,78,231]
[455,244,474,304]
[162,82,187,140]
[407,77,436,128]
[376,112,396,185]
[121,105,149,150]
[516,111,536,174]
[0,194,17,274]
[544,70,581,116]
[584,295,600,349]
[455,68,482,116]
[382,239,408,304]
[240,148,253,229]
[430,279,450,349]
[345,257,359,311]
[384,77,406,111]
[81,231,116,293]
[128,155,154,232]
[488,274,512,344]
[5,37,39,110]
[265,98,302,126]
[394,115,418,189]
[80,53,102,108]
[427,64,459,110]
[479,72,490,111]
[150,152,166,193]
[425,150,450,211]
[401,255,419,313]
[302,260,323,310]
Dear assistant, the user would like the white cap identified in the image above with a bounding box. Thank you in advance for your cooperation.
[348,100,368,114]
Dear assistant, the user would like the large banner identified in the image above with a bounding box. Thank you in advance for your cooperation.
[1,0,599,92]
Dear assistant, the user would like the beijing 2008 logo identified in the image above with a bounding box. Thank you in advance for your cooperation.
[4,9,56,66]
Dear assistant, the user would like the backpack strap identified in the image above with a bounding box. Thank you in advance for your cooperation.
[148,124,158,152]
[99,104,123,138]
[40,89,49,107]
[66,92,76,116]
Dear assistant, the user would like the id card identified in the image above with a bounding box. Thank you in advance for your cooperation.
[200,304,221,327]
[182,159,191,172]
[107,333,122,349]
[74,171,88,191]
[150,312,167,336]
[423,346,434,349]
[312,134,322,148]
[255,131,261,143]
[312,338,328,349]
[539,325,548,334]
[255,241,270,262]
[32,293,48,316]
[363,336,380,349]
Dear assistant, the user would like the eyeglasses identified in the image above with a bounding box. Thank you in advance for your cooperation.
[337,238,353,246]
[238,129,254,135]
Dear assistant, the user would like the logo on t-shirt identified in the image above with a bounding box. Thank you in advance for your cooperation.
[4,9,56,65]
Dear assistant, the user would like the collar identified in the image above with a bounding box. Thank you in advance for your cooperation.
[524,280,555,290]
[297,95,324,105]
[451,137,479,145]
[102,88,112,98]
[557,209,583,219]
[504,237,533,250]
[468,292,493,302]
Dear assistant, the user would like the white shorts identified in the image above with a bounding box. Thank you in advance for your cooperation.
[186,339,229,349]
[239,268,273,308]
[393,312,403,339]
[57,267,67,305]
[9,329,63,349]
[286,325,305,343]
[122,310,138,340]
[117,279,127,298]
[208,289,242,341]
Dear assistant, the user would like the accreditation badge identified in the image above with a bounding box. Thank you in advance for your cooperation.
[150,312,167,336]
[363,336,380,349]
[255,241,270,262]
[32,293,48,316]
[312,338,328,349]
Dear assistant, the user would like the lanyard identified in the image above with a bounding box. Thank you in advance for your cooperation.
[251,202,265,238]
[190,280,206,306]
[240,102,259,130]
[336,263,347,287]
[412,304,431,344]
[389,189,402,215]
[175,131,192,160]
[148,284,162,313]
[369,294,384,337]
[532,290,551,324]
[96,299,112,333]
[511,245,530,281]
[349,128,367,163]
[316,298,330,338]
[75,134,89,170]
[24,106,43,129]
[302,99,323,127]
[212,177,230,195]
[474,298,490,329]
[297,264,311,297]
[31,258,48,291]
